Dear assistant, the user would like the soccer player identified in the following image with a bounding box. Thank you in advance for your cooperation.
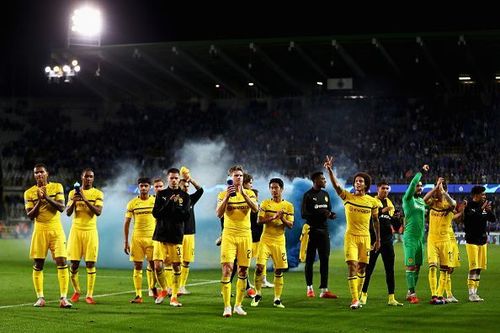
[216,165,258,317]
[423,177,456,305]
[178,175,204,295]
[66,168,104,305]
[124,177,157,303]
[460,186,496,301]
[401,164,429,304]
[251,178,294,308]
[152,168,190,307]
[324,156,381,310]
[24,163,71,308]
[360,181,403,306]
[301,168,338,299]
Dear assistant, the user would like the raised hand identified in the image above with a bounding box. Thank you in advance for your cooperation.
[422,164,430,172]
[324,155,334,169]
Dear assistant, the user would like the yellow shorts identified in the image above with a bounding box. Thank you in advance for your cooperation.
[466,243,487,270]
[252,241,260,259]
[30,228,67,260]
[448,240,461,268]
[153,241,182,264]
[256,239,288,269]
[129,235,154,262]
[344,234,370,264]
[182,234,195,263]
[427,239,450,266]
[220,232,252,267]
[67,228,98,262]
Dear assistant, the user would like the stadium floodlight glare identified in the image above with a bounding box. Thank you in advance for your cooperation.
[44,60,81,83]
[248,82,254,87]
[71,7,102,36]
[316,81,323,86]
[68,6,102,47]
[458,75,471,81]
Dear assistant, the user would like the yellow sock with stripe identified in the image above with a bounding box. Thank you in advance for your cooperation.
[348,276,358,301]
[235,275,247,306]
[436,270,448,297]
[146,268,155,290]
[32,267,44,298]
[155,268,168,291]
[172,271,181,298]
[445,272,453,297]
[274,273,284,300]
[428,266,438,296]
[180,264,190,289]
[357,274,366,298]
[221,276,231,307]
[70,268,81,293]
[133,269,143,297]
[254,271,263,294]
[86,267,96,297]
[165,266,173,290]
[57,265,69,298]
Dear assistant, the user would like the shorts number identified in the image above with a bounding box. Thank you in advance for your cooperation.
[176,247,181,256]
[247,250,251,259]
[281,252,287,262]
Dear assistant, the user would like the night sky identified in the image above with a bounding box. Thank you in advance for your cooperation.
[3,1,500,97]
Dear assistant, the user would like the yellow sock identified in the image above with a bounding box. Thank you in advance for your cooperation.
[165,266,173,290]
[235,275,247,306]
[436,270,447,297]
[133,269,143,297]
[254,271,263,294]
[70,268,81,293]
[428,266,438,296]
[32,267,44,298]
[180,264,190,289]
[57,265,69,298]
[357,274,365,298]
[348,276,358,301]
[274,273,284,300]
[146,268,154,290]
[446,272,452,297]
[155,268,168,291]
[221,276,231,307]
[86,267,96,297]
[172,271,181,298]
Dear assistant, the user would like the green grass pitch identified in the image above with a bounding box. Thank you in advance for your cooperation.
[0,239,499,332]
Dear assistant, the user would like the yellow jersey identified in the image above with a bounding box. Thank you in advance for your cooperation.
[340,189,381,236]
[218,189,256,236]
[428,199,454,242]
[24,182,65,231]
[258,198,294,243]
[67,188,104,231]
[126,195,156,238]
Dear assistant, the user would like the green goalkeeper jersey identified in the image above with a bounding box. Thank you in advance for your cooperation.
[402,172,426,241]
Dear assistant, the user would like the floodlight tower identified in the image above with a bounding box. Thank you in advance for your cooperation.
[67,5,102,47]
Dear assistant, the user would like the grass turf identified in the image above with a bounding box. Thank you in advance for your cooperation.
[0,239,498,332]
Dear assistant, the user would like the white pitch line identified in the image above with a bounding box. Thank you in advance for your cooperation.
[0,279,220,309]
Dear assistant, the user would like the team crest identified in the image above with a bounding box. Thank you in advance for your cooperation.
[408,258,414,264]
[325,196,329,202]
[178,198,183,204]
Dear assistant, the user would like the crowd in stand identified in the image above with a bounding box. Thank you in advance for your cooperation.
[1,94,498,228]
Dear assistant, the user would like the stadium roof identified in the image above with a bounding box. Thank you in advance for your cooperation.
[47,30,500,100]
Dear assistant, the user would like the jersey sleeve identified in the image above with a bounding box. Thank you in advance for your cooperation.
[55,183,65,203]
[95,189,104,207]
[285,202,295,224]
[125,199,134,219]
[24,189,34,210]
[67,189,75,208]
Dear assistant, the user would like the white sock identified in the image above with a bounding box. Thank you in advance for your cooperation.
[321,288,328,293]
[307,285,313,291]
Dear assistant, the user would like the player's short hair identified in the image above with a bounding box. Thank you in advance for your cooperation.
[471,185,486,195]
[243,173,253,184]
[377,181,389,188]
[353,172,372,192]
[34,163,47,171]
[153,178,164,184]
[137,177,152,185]
[81,167,94,176]
[166,168,180,175]
[228,165,244,176]
[269,178,284,189]
[310,171,323,182]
